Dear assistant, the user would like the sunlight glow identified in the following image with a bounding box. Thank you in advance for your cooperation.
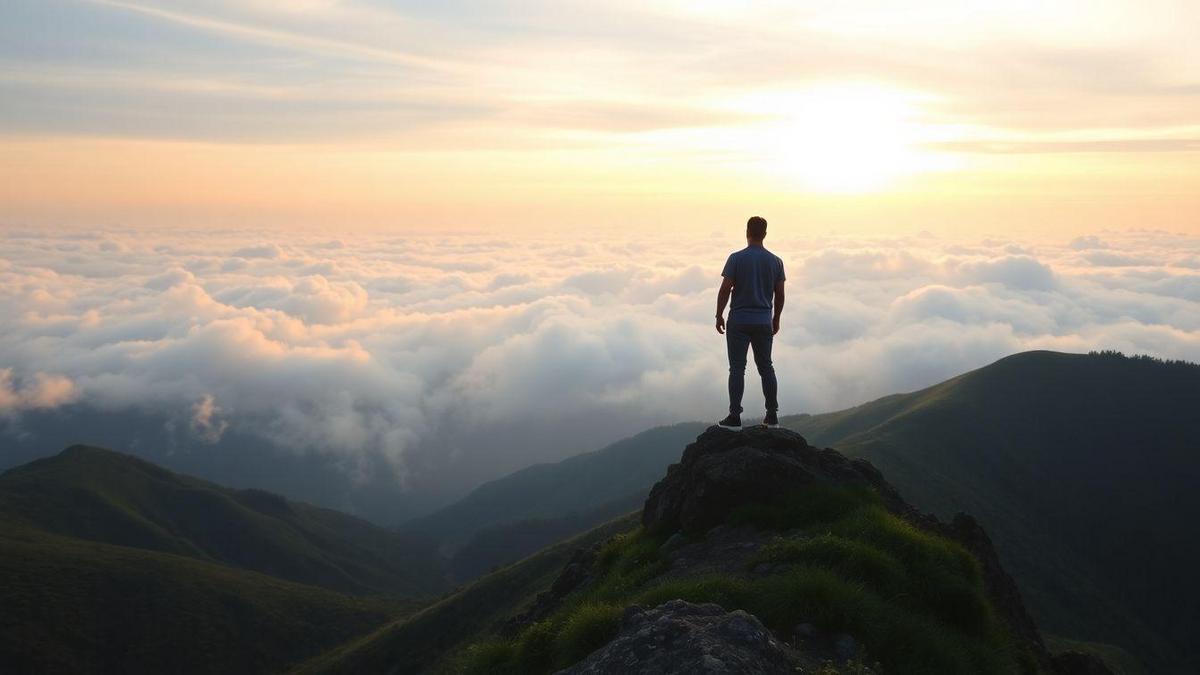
[745,84,956,193]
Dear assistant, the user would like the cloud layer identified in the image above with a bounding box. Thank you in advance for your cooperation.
[2,227,1198,509]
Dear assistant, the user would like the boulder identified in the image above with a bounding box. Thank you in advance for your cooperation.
[1052,651,1117,675]
[641,426,907,535]
[556,600,794,675]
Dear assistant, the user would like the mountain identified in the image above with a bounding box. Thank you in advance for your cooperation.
[404,349,1195,672]
[300,516,639,674]
[0,520,407,674]
[310,427,1107,674]
[0,406,443,527]
[403,422,705,571]
[783,350,1200,673]
[0,445,450,673]
[0,445,444,596]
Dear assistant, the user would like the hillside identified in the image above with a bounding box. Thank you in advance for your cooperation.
[311,427,1103,674]
[0,518,411,674]
[299,516,640,674]
[0,445,444,596]
[403,423,704,575]
[0,445,451,672]
[396,349,1196,672]
[783,350,1200,673]
[406,423,705,545]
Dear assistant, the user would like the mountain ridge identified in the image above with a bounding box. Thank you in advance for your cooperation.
[0,444,445,596]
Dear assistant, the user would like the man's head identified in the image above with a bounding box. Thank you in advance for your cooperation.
[746,216,768,242]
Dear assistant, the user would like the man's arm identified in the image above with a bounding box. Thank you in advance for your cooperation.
[715,276,734,334]
[772,280,785,335]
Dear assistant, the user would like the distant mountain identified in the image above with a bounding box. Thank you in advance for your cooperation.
[403,422,705,553]
[0,407,444,527]
[0,445,445,596]
[784,350,1200,673]
[301,516,639,674]
[444,494,642,582]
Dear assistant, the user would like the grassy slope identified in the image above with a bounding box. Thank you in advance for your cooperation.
[784,350,1200,673]
[0,445,444,596]
[403,423,705,547]
[1044,635,1149,675]
[0,517,414,675]
[459,485,1039,675]
[301,515,640,675]
[445,492,643,581]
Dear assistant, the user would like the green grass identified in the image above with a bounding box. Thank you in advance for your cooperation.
[783,350,1200,672]
[299,514,639,674]
[0,519,406,674]
[1044,635,1149,675]
[0,445,443,596]
[460,487,1035,675]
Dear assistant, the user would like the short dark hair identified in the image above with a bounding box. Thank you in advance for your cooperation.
[747,216,767,239]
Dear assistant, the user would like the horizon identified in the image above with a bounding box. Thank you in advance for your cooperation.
[3,224,1198,511]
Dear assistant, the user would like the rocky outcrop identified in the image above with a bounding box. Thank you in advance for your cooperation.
[642,426,908,535]
[1051,651,1116,675]
[500,544,600,637]
[556,600,797,675]
[532,426,1114,675]
[638,426,1067,673]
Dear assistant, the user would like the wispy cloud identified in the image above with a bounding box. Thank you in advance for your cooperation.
[87,0,458,71]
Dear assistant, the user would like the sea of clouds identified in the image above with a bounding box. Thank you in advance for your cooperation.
[1,227,1198,511]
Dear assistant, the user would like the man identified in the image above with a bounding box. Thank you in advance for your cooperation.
[715,216,785,431]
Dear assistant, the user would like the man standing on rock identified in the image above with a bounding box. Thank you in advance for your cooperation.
[715,216,785,431]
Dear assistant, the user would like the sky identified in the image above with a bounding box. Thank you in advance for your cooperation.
[1,3,1199,515]
[1,0,1199,235]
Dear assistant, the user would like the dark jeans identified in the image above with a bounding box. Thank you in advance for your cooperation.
[726,321,777,414]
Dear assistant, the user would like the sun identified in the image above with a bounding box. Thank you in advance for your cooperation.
[746,83,946,193]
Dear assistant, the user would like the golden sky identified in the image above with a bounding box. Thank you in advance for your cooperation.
[1,1,1198,235]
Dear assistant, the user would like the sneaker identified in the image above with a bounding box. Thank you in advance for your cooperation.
[717,413,742,431]
[763,411,779,428]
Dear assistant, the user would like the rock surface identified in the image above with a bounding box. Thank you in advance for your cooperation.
[639,426,1064,672]
[555,600,796,675]
[642,426,909,535]
[1051,651,1117,675]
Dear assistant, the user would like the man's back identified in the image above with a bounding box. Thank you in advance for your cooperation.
[722,246,786,325]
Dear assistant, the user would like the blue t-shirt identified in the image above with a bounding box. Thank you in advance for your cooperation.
[722,246,786,324]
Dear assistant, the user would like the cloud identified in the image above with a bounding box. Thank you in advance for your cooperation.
[232,243,285,259]
[0,369,79,414]
[955,255,1057,291]
[1083,251,1153,267]
[0,227,1197,512]
[1070,235,1109,250]
[190,394,229,443]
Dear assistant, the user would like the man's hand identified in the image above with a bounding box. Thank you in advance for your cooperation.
[716,315,726,334]
[772,316,780,335]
